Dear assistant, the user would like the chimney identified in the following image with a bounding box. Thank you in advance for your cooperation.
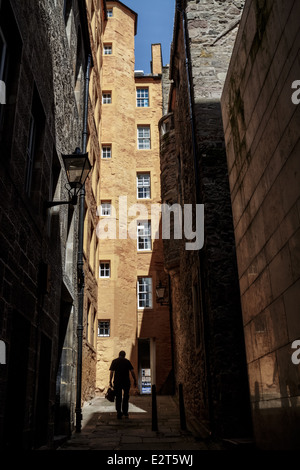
[151,44,162,75]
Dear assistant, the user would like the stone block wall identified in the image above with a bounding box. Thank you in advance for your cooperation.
[0,0,90,449]
[221,0,300,450]
[81,0,106,405]
[161,0,252,438]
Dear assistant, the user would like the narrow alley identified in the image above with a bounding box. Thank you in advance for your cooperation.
[1,0,299,453]
[57,395,252,452]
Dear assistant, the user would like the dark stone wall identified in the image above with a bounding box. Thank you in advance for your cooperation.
[160,0,252,438]
[0,0,89,449]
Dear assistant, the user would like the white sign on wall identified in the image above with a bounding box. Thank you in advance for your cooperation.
[0,340,6,364]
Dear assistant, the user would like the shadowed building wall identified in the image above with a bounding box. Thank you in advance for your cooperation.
[0,0,91,449]
[221,0,300,450]
[159,0,252,439]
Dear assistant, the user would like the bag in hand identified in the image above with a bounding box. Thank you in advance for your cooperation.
[105,387,115,402]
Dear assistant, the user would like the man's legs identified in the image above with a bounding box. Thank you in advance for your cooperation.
[122,385,130,416]
[114,385,123,418]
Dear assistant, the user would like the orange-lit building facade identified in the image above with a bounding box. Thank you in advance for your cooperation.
[96,1,172,395]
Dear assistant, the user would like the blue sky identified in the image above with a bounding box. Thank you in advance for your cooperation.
[122,0,176,73]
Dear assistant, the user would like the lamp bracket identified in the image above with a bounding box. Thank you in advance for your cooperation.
[45,194,78,209]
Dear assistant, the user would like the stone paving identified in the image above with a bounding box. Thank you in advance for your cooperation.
[58,395,226,451]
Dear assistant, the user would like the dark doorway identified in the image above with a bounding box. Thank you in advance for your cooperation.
[4,311,30,449]
[34,333,52,448]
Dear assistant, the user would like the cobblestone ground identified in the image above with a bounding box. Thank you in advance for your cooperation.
[58,395,226,451]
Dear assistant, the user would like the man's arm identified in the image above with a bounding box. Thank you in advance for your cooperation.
[109,370,114,387]
[130,369,137,387]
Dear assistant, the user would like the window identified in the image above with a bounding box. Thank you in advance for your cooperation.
[98,320,110,337]
[100,201,111,216]
[91,310,96,346]
[103,44,112,55]
[63,0,72,45]
[74,27,83,114]
[102,145,111,159]
[99,261,110,278]
[25,113,36,195]
[24,87,45,200]
[137,277,152,309]
[86,299,91,341]
[102,92,111,104]
[137,88,149,107]
[0,4,22,148]
[137,126,150,149]
[0,27,7,82]
[63,0,72,25]
[0,27,8,131]
[107,8,113,17]
[137,221,151,251]
[137,173,151,199]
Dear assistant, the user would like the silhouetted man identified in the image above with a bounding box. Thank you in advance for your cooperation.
[109,350,137,419]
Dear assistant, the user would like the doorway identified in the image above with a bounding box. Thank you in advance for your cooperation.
[4,311,30,449]
[138,338,156,394]
[35,333,52,448]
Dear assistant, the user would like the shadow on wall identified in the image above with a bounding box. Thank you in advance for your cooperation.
[251,346,300,450]
[127,220,174,398]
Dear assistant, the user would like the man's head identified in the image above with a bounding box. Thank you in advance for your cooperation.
[119,350,126,358]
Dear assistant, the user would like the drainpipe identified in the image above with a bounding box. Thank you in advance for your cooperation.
[168,274,175,394]
[75,53,91,433]
[179,2,214,433]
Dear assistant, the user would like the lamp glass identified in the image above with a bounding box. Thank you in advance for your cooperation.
[156,286,165,300]
[62,153,92,189]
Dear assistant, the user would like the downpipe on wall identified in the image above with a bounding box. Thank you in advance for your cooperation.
[75,53,91,433]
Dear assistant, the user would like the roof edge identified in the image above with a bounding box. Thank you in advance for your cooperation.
[106,0,138,35]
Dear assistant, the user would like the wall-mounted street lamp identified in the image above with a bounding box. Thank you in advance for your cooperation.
[156,281,169,305]
[45,147,92,208]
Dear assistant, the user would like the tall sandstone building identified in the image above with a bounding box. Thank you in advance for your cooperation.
[96,0,172,395]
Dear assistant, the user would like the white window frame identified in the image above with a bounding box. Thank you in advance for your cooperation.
[102,145,112,159]
[107,8,113,17]
[137,221,151,251]
[99,261,110,278]
[137,126,151,150]
[102,92,112,104]
[98,320,110,337]
[103,44,112,55]
[137,277,152,309]
[100,201,111,216]
[136,88,149,107]
[137,173,151,199]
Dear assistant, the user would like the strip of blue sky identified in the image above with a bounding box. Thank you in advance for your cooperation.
[123,0,175,73]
